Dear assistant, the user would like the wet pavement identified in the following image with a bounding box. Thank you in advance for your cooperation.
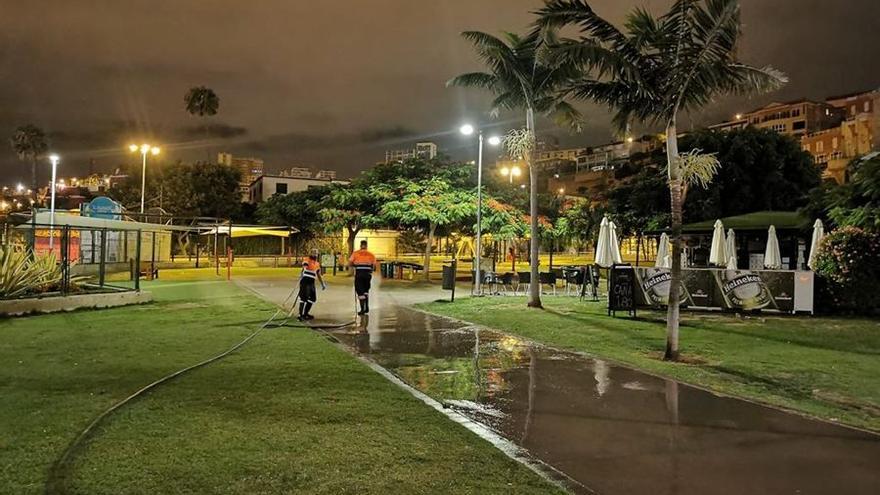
[240,277,880,495]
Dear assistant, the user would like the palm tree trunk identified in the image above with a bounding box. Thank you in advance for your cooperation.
[30,155,38,205]
[665,122,682,361]
[424,223,436,281]
[526,107,542,308]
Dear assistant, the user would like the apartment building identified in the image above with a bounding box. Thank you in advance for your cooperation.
[744,100,844,137]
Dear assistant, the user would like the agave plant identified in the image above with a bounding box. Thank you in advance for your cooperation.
[0,246,64,298]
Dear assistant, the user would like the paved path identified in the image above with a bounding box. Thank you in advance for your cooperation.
[239,275,880,495]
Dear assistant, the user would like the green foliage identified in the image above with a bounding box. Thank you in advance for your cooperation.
[606,169,669,236]
[536,0,787,130]
[448,30,583,130]
[820,157,880,231]
[319,183,384,236]
[681,127,820,221]
[257,185,331,236]
[604,128,820,227]
[482,198,528,240]
[0,247,63,298]
[160,162,242,219]
[560,198,605,248]
[380,177,476,234]
[813,227,880,314]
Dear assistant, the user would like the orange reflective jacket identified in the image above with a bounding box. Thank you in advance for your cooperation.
[349,249,376,272]
[301,259,321,279]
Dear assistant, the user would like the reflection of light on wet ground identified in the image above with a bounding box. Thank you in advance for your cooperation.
[328,305,880,495]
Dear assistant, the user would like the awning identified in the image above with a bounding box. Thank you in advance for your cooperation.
[681,211,810,233]
[199,225,298,238]
[15,212,192,232]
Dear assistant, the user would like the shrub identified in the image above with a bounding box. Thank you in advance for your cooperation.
[0,246,64,298]
[813,227,880,314]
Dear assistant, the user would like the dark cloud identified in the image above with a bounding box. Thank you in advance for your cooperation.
[1,0,878,183]
[359,126,417,144]
[178,123,248,140]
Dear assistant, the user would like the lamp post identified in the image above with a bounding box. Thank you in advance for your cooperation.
[460,124,501,296]
[499,165,521,184]
[129,143,160,214]
[48,154,59,250]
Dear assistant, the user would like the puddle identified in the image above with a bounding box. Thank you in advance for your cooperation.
[330,306,880,495]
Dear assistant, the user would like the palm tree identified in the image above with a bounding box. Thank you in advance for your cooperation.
[448,30,582,308]
[536,0,786,359]
[9,124,49,204]
[184,86,220,159]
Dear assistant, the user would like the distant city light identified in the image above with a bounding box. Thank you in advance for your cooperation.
[16,184,24,192]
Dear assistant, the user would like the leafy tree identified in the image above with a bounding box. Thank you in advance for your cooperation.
[160,162,241,219]
[380,177,476,280]
[681,128,819,221]
[560,198,605,251]
[606,167,670,236]
[319,183,384,259]
[105,162,163,212]
[449,30,582,308]
[814,157,880,231]
[9,124,48,203]
[537,0,786,359]
[184,86,220,157]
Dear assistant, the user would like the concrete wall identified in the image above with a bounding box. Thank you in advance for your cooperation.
[0,290,152,316]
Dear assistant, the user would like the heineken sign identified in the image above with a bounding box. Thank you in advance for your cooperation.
[633,267,813,314]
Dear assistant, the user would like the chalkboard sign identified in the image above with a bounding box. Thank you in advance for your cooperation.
[608,264,637,317]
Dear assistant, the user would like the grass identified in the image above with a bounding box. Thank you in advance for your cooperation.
[0,280,560,494]
[418,296,880,432]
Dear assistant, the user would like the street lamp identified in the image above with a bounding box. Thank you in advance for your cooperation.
[500,165,522,184]
[460,124,501,296]
[129,143,160,214]
[48,154,60,250]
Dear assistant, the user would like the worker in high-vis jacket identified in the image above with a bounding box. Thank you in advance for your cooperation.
[298,251,326,321]
[349,240,377,315]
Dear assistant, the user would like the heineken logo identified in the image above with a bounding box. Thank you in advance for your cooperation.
[642,272,671,291]
[722,274,763,295]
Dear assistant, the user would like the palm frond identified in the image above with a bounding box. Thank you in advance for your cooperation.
[676,148,721,189]
[721,63,788,95]
[446,72,498,89]
[534,0,640,63]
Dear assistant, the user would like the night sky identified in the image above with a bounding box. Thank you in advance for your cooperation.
[1,0,879,184]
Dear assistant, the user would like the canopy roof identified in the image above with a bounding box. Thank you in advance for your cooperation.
[16,212,192,232]
[199,225,298,238]
[681,211,810,233]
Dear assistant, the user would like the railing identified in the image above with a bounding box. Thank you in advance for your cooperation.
[1,221,150,299]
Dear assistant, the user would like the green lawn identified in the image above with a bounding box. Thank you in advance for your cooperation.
[0,281,560,495]
[419,296,880,432]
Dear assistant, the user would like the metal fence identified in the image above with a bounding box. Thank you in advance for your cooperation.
[0,220,154,298]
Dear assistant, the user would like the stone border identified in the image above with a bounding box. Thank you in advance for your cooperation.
[0,290,152,317]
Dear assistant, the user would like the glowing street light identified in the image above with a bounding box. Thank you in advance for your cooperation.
[500,165,521,184]
[459,124,501,296]
[48,154,60,250]
[129,143,161,214]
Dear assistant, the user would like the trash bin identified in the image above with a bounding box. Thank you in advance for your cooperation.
[442,263,456,290]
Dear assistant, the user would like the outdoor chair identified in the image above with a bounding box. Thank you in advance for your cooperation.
[539,272,557,295]
[516,271,531,295]
[564,269,585,296]
[498,272,516,295]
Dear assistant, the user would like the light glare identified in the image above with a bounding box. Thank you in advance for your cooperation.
[459,124,475,136]
[488,136,501,146]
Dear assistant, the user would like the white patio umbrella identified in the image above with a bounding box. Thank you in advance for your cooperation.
[807,219,825,270]
[764,225,782,269]
[655,232,671,268]
[608,220,623,265]
[593,217,611,267]
[726,229,737,267]
[709,220,727,266]
[727,255,738,270]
